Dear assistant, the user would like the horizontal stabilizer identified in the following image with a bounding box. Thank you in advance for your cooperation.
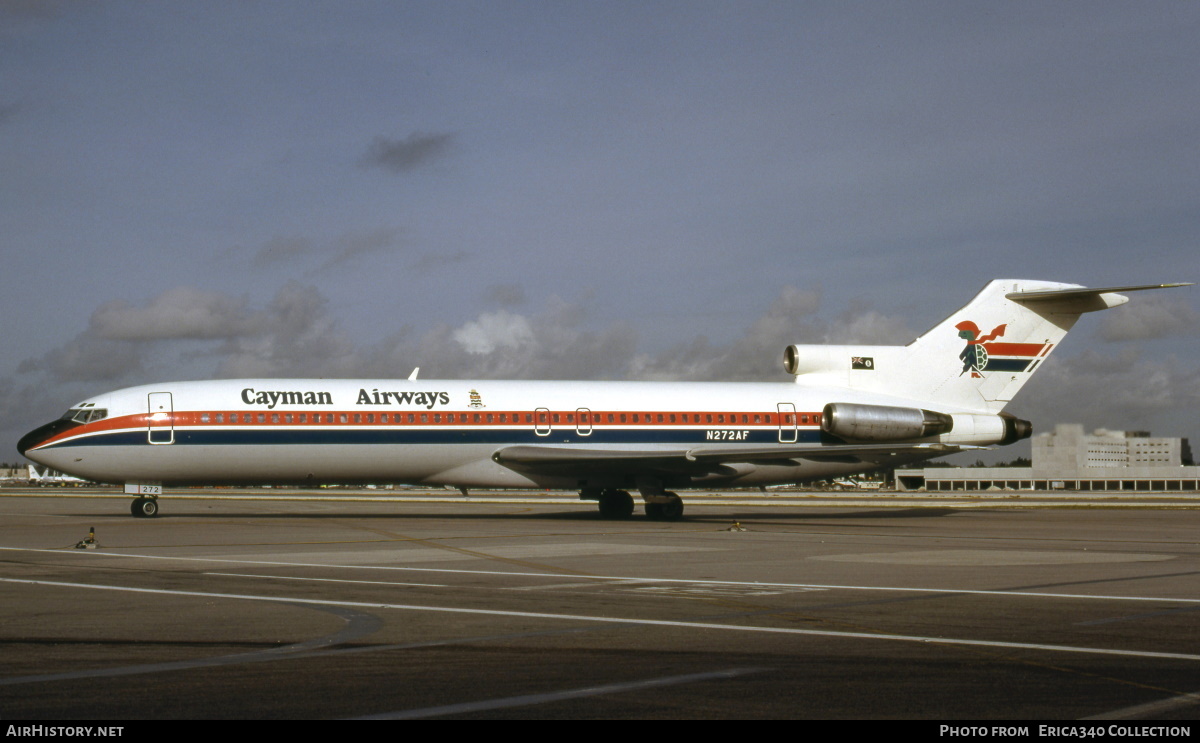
[1007,282,1192,302]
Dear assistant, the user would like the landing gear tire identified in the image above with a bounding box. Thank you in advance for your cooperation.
[131,498,159,518]
[645,493,684,521]
[659,495,684,521]
[597,489,634,519]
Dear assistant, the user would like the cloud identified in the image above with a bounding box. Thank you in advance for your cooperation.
[244,228,404,272]
[89,287,257,341]
[1098,294,1200,342]
[211,282,360,378]
[8,280,1198,461]
[319,227,404,270]
[358,132,455,174]
[0,0,75,20]
[410,249,470,273]
[16,333,144,383]
[452,311,535,355]
[630,286,831,381]
[1011,347,1200,434]
[251,236,314,268]
[485,283,527,307]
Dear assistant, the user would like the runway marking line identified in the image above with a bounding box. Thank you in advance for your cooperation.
[2,546,1197,605]
[205,572,448,588]
[1084,689,1200,720]
[3,576,1200,665]
[353,667,767,719]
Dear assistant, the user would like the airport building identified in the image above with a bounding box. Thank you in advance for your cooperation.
[896,424,1199,492]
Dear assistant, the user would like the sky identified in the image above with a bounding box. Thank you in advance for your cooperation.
[2,1,1198,464]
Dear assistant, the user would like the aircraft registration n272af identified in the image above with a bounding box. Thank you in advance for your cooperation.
[17,279,1191,520]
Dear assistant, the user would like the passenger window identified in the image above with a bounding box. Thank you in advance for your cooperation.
[201,413,210,423]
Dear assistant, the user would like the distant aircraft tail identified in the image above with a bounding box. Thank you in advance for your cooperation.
[784,280,1191,413]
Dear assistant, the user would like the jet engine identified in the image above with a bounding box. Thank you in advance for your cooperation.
[821,402,1032,445]
[822,403,953,441]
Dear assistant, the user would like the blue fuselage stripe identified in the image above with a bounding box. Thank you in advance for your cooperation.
[42,427,825,449]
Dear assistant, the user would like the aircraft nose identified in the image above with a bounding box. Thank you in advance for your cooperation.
[17,419,77,457]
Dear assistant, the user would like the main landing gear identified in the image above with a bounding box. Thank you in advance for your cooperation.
[591,489,635,519]
[130,497,159,518]
[581,488,685,521]
[643,492,684,521]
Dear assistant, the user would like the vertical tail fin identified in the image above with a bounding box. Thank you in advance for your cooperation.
[787,280,1191,413]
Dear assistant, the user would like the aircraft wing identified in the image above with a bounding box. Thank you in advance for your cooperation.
[492,442,961,477]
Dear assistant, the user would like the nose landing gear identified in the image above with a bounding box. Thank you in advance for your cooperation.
[130,497,159,518]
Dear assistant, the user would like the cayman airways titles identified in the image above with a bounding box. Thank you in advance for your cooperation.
[239,387,450,409]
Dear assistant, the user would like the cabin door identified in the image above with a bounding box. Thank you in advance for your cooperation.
[147,392,174,445]
[776,402,798,443]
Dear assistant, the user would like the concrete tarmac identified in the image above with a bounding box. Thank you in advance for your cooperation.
[2,488,1199,720]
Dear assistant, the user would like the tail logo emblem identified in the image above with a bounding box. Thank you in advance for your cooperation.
[956,321,1007,378]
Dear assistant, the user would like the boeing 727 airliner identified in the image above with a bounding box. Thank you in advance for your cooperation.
[17,279,1191,519]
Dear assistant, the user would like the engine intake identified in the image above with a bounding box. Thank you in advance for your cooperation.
[822,402,954,442]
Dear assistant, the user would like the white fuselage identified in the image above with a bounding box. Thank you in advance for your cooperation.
[23,378,961,489]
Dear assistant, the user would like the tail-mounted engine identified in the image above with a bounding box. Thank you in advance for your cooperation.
[822,403,953,441]
[821,402,1032,445]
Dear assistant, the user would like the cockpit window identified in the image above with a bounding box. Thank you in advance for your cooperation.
[62,408,108,424]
